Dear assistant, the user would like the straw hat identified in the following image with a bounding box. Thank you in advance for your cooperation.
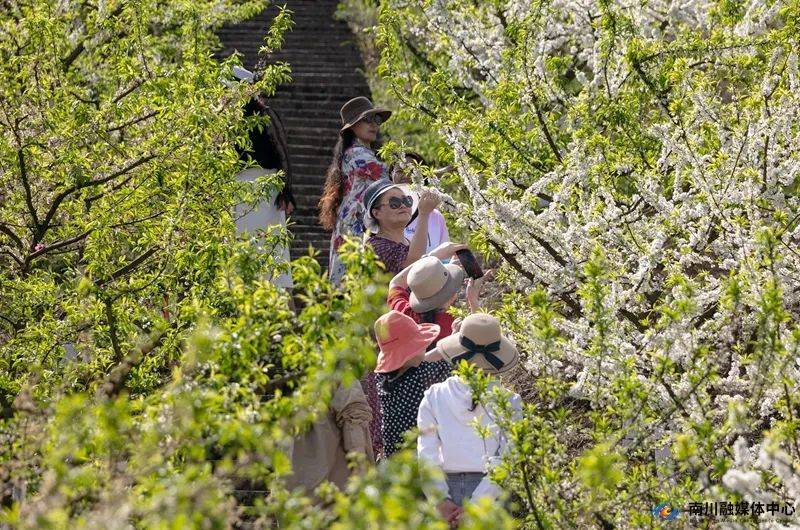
[408,256,465,313]
[374,311,440,373]
[433,313,518,375]
[340,96,391,133]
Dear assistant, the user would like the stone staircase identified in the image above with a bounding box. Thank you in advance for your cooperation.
[218,0,372,271]
[216,1,371,513]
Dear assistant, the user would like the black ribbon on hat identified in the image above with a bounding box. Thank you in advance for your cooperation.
[452,336,505,370]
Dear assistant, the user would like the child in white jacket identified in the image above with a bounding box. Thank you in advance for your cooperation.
[417,313,521,525]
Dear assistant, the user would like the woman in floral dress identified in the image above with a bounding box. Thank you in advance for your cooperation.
[319,97,392,285]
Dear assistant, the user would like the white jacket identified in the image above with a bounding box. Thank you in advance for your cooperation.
[417,375,522,502]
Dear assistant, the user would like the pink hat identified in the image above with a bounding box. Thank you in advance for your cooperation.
[374,310,440,373]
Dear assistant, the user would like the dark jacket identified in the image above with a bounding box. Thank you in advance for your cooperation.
[239,95,296,209]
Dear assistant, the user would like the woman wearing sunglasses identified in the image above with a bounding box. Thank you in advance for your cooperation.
[357,177,438,459]
[319,97,392,286]
[363,178,441,276]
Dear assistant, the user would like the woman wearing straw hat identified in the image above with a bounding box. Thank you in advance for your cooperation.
[417,313,521,526]
[373,310,451,458]
[387,242,488,342]
[319,96,392,285]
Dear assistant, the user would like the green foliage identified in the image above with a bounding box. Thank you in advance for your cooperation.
[359,0,800,527]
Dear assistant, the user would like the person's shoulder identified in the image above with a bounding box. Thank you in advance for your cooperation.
[345,143,375,159]
[424,374,455,397]
[422,380,445,399]
[387,285,410,300]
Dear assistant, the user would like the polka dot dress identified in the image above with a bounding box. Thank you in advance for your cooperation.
[376,360,452,457]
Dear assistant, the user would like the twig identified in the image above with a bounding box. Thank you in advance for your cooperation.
[107,247,158,283]
[38,154,157,240]
[17,149,39,227]
[104,298,123,362]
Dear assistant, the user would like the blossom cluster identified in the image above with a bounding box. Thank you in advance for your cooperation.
[379,0,800,525]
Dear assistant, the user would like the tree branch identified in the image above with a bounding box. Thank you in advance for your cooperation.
[1,249,24,268]
[17,148,39,227]
[61,42,86,71]
[487,237,583,316]
[25,229,91,265]
[112,78,144,104]
[62,4,125,72]
[95,323,178,400]
[0,223,24,249]
[106,110,158,133]
[104,298,123,362]
[106,247,158,283]
[39,154,157,240]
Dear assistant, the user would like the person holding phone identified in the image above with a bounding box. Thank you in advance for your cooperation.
[387,242,488,340]
[372,244,489,459]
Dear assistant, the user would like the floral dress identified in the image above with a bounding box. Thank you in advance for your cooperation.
[328,140,389,285]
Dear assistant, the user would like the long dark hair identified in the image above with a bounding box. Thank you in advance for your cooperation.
[319,129,357,231]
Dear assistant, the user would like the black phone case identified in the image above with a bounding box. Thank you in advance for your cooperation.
[456,249,484,279]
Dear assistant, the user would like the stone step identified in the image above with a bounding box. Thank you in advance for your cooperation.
[291,161,329,176]
[287,133,347,147]
[271,102,352,116]
[284,65,367,75]
[271,90,365,102]
[290,152,331,165]
[233,489,269,506]
[217,0,370,274]
[284,71,367,83]
[290,143,335,157]
[291,184,323,197]
[291,242,329,253]
[289,213,322,226]
[276,85,370,98]
[292,175,329,187]
[268,52,363,62]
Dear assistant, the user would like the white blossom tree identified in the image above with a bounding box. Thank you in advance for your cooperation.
[376,0,800,527]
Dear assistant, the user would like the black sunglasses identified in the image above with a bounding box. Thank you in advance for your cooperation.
[375,195,413,210]
[361,114,383,126]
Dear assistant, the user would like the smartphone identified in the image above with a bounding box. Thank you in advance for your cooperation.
[455,249,484,279]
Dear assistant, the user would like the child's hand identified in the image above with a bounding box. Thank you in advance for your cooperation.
[451,317,463,333]
[437,499,460,524]
[448,506,464,527]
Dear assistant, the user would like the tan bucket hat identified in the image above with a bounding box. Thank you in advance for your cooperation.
[340,96,391,133]
[408,256,465,313]
[433,313,519,375]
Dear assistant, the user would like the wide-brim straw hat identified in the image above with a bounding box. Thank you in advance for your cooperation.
[340,96,392,133]
[408,256,466,313]
[374,310,440,373]
[433,313,519,375]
